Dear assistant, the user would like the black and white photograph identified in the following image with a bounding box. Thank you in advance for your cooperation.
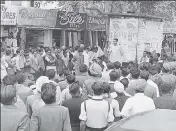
[1,1,176,131]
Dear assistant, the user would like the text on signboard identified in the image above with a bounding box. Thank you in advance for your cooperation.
[59,12,84,25]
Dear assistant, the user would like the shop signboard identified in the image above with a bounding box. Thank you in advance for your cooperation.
[17,7,57,27]
[1,4,18,25]
[87,16,106,31]
[55,11,86,30]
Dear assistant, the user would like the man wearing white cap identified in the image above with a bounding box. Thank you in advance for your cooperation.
[113,82,130,112]
[121,79,155,118]
[161,62,176,93]
[26,76,50,118]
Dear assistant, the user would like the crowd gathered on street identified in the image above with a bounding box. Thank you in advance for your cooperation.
[1,38,176,131]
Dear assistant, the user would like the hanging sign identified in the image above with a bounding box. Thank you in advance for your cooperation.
[55,11,86,30]
[87,16,106,31]
[1,4,18,25]
[17,7,57,27]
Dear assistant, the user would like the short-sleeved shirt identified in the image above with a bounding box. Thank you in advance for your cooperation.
[79,96,114,128]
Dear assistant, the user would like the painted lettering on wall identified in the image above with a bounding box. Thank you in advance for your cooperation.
[1,4,17,25]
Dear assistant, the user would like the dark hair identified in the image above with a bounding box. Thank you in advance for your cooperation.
[3,75,17,86]
[0,85,16,105]
[63,70,71,77]
[58,70,64,77]
[162,67,170,73]
[41,82,56,104]
[140,71,149,81]
[109,70,119,81]
[66,74,75,84]
[160,83,173,94]
[106,62,114,70]
[130,67,140,79]
[92,82,103,95]
[46,69,56,80]
[120,78,129,89]
[69,81,80,95]
[16,48,21,54]
[156,53,160,57]
[149,67,159,75]
[75,46,79,51]
[143,62,151,71]
[102,82,111,94]
[16,73,26,84]
[121,67,129,77]
[114,61,121,69]
[5,50,11,56]
[79,64,88,73]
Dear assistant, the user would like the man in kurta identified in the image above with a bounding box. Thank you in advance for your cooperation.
[109,38,124,63]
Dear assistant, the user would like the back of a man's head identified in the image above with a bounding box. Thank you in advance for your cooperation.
[160,83,173,94]
[130,67,140,79]
[102,82,111,94]
[109,70,120,81]
[1,85,16,105]
[106,62,114,70]
[3,75,17,86]
[79,64,88,73]
[140,70,149,81]
[46,69,56,80]
[66,74,76,84]
[16,72,26,84]
[120,78,129,89]
[41,82,56,104]
[114,61,121,69]
[92,82,103,96]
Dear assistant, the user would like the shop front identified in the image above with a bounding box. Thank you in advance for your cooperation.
[55,11,87,48]
[1,4,18,49]
[87,15,107,48]
[17,6,57,49]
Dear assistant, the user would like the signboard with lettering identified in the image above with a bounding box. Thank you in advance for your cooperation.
[55,11,86,30]
[17,7,57,27]
[1,4,18,25]
[87,16,106,31]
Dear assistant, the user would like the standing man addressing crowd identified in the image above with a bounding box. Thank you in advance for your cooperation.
[109,38,125,63]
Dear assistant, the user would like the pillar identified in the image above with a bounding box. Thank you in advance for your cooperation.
[95,31,98,46]
[89,31,92,47]
[44,29,52,47]
[78,31,81,45]
[73,32,78,48]
[68,32,72,47]
[60,30,65,47]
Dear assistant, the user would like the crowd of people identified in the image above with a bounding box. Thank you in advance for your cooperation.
[1,39,176,131]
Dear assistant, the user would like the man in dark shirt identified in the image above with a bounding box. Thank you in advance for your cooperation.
[154,83,176,110]
[62,81,83,131]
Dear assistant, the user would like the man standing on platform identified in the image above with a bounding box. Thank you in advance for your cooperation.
[109,38,124,63]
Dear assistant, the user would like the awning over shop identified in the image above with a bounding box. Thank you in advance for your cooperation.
[163,21,176,34]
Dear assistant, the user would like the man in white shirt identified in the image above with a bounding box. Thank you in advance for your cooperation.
[109,38,124,63]
[79,82,114,131]
[121,79,156,118]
